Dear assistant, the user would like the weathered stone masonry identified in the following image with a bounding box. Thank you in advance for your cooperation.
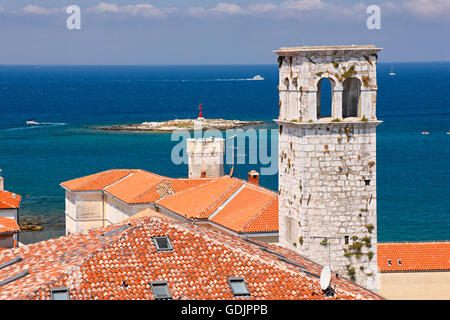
[275,45,382,290]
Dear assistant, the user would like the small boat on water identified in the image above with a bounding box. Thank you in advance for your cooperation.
[389,65,396,76]
[421,131,429,135]
[250,75,264,80]
[26,120,39,126]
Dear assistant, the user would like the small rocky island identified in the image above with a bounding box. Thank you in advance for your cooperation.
[94,105,263,132]
[95,118,263,132]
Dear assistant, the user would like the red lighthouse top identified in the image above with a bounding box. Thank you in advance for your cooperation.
[198,104,204,119]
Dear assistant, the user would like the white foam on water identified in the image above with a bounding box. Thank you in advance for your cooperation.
[1,122,67,132]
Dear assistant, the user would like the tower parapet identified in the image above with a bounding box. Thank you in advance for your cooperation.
[275,45,381,122]
[275,45,382,290]
[187,137,225,178]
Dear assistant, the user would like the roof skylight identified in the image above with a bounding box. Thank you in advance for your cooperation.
[51,287,70,300]
[228,277,250,296]
[150,281,172,300]
[153,236,173,251]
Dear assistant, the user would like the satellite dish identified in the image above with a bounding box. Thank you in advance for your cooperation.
[320,266,331,291]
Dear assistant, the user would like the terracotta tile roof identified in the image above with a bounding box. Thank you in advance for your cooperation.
[104,171,166,204]
[377,241,450,272]
[61,169,138,191]
[157,176,243,219]
[210,184,278,233]
[61,170,278,234]
[0,217,380,300]
[61,170,214,204]
[168,178,216,194]
[129,178,214,204]
[0,190,21,209]
[242,195,278,233]
[0,217,20,235]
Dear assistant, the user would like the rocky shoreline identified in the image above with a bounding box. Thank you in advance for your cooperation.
[94,118,264,132]
[19,217,44,231]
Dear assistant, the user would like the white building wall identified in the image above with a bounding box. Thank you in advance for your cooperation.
[65,190,104,235]
[104,195,154,225]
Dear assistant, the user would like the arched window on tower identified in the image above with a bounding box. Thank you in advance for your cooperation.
[284,77,290,90]
[317,78,333,118]
[291,77,298,89]
[342,77,361,118]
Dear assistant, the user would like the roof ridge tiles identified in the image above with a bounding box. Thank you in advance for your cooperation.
[153,179,220,210]
[101,171,137,191]
[196,178,243,219]
[132,179,172,203]
[241,196,278,233]
[241,181,277,195]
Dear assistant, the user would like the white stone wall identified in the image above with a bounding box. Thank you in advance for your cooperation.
[65,191,104,235]
[277,121,380,290]
[104,195,154,225]
[187,138,225,178]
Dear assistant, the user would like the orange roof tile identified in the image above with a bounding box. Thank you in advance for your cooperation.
[242,195,278,233]
[129,178,214,204]
[377,241,450,272]
[62,169,213,204]
[156,177,243,219]
[61,169,138,191]
[0,190,21,209]
[104,171,166,203]
[210,185,278,233]
[0,217,20,235]
[0,217,380,300]
[61,170,278,234]
[168,178,214,193]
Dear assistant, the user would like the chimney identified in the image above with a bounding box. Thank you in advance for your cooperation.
[248,170,259,186]
[0,169,3,191]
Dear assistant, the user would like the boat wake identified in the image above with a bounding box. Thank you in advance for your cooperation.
[216,75,264,81]
[136,75,265,82]
[2,122,67,132]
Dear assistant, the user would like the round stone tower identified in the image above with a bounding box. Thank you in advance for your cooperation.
[274,45,382,290]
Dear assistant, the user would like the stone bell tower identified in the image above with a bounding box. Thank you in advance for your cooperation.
[187,137,225,178]
[275,45,382,290]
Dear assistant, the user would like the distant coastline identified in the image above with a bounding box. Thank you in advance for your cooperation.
[93,118,264,132]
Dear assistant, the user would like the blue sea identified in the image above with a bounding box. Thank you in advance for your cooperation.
[0,63,449,244]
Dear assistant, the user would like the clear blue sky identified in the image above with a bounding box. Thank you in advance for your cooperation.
[0,0,449,64]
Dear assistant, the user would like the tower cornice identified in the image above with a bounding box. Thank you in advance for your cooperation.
[275,119,383,129]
